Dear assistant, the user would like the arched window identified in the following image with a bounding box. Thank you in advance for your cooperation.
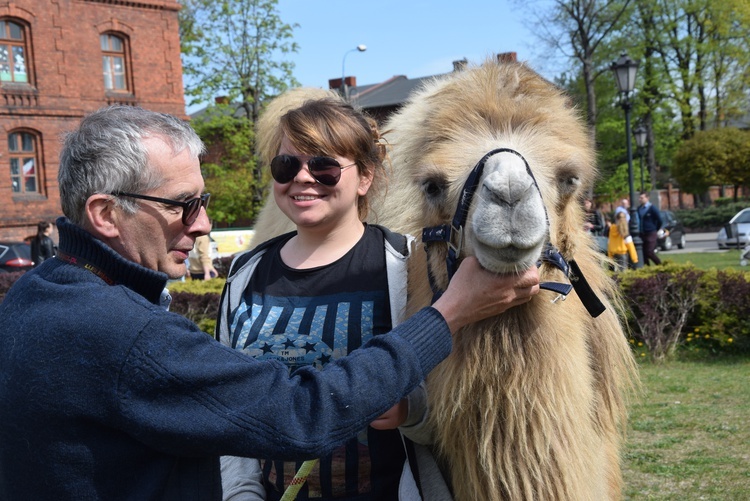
[0,20,28,83]
[8,131,40,194]
[101,33,129,92]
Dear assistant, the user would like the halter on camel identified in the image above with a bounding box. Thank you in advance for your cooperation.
[421,148,606,318]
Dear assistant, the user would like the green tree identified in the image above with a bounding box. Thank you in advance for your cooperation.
[191,105,260,225]
[180,0,299,122]
[672,127,749,197]
[636,0,750,139]
[179,0,300,225]
[519,0,633,130]
[585,0,749,193]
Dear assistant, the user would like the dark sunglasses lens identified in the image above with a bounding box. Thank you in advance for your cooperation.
[270,155,299,184]
[183,195,209,226]
[183,198,201,225]
[308,157,341,186]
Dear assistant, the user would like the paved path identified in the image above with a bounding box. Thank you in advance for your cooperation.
[664,231,721,254]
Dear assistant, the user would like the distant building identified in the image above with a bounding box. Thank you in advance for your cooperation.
[0,0,187,241]
[331,52,518,123]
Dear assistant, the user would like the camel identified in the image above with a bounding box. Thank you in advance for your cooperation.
[249,60,637,500]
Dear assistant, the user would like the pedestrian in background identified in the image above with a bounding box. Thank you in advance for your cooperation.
[614,197,630,222]
[608,211,638,271]
[30,220,55,266]
[583,198,605,236]
[638,191,663,266]
[583,198,607,253]
[188,233,218,279]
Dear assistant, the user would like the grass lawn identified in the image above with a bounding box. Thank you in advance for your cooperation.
[623,358,750,500]
[659,249,748,271]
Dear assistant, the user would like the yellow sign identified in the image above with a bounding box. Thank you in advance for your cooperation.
[210,229,255,257]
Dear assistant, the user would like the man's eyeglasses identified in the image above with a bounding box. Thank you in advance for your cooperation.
[112,192,210,226]
[270,154,356,186]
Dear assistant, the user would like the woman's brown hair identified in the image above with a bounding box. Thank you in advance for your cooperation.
[272,98,387,219]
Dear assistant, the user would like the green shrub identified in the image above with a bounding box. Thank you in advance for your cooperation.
[618,264,703,363]
[168,278,225,336]
[617,263,750,361]
[690,269,750,354]
[674,201,749,230]
[168,277,226,294]
[169,290,221,337]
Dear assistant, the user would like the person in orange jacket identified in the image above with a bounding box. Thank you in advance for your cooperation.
[608,211,638,271]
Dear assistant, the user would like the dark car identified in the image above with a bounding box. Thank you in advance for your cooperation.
[0,241,34,273]
[656,210,686,251]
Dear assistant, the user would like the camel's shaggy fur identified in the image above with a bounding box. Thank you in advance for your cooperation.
[251,60,637,501]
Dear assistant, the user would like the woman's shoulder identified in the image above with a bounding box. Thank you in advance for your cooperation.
[229,231,296,278]
[367,224,410,256]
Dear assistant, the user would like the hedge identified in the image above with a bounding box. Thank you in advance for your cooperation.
[617,263,750,362]
[3,265,748,361]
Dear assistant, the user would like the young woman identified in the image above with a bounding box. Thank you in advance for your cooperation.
[218,98,422,500]
[607,211,638,271]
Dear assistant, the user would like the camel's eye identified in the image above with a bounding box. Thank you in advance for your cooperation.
[558,170,581,197]
[421,176,448,200]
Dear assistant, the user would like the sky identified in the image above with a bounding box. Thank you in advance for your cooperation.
[274,0,556,90]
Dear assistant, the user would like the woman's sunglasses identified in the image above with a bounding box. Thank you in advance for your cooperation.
[112,192,210,226]
[270,154,356,186]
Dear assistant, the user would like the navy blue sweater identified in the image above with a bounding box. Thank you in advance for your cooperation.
[638,203,663,234]
[0,218,451,500]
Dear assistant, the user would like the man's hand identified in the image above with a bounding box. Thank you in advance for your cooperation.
[370,399,408,430]
[433,256,540,334]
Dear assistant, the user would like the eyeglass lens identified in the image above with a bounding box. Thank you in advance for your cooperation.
[270,155,344,186]
[183,194,210,225]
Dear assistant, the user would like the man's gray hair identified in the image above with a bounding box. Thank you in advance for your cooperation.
[58,105,205,224]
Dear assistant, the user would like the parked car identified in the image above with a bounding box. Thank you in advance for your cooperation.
[716,207,750,249]
[657,210,686,251]
[0,241,33,273]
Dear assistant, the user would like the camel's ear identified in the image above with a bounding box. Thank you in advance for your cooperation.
[84,194,121,239]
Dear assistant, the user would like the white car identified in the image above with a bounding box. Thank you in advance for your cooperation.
[716,207,750,249]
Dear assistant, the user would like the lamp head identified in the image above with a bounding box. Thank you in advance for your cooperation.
[633,124,648,148]
[356,45,367,52]
[610,52,639,94]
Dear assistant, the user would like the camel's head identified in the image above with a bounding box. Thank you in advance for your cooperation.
[377,60,596,281]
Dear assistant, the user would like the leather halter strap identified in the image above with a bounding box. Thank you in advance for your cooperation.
[421,148,605,317]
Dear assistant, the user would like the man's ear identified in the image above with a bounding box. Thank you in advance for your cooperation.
[85,194,120,239]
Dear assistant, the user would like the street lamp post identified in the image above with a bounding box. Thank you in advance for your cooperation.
[633,124,648,193]
[341,45,367,101]
[610,52,643,269]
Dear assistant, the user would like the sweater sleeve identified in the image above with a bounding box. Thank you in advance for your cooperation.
[625,236,638,263]
[116,306,451,461]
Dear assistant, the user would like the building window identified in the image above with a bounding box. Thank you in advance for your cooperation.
[101,33,129,92]
[9,131,39,194]
[0,20,28,83]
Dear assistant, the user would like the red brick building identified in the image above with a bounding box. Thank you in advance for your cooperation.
[0,0,186,241]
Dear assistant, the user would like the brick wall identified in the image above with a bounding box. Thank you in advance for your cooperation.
[0,0,186,241]
[597,185,749,215]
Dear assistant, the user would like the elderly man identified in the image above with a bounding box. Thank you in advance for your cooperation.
[0,106,539,499]
[614,197,630,222]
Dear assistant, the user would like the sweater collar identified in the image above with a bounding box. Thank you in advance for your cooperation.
[55,217,169,305]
